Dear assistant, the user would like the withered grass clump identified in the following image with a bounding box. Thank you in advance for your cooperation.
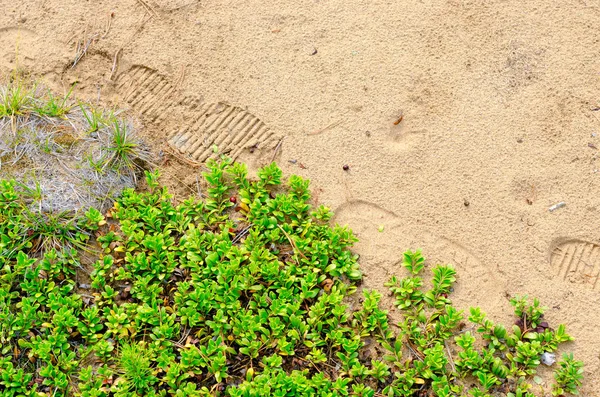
[0,75,151,213]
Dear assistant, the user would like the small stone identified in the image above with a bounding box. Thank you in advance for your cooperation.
[342,164,350,171]
[540,352,556,366]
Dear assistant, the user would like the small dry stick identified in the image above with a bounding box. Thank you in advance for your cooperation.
[121,13,149,49]
[136,0,159,17]
[168,173,200,195]
[177,327,191,346]
[277,224,308,262]
[591,109,600,124]
[72,32,98,68]
[232,225,253,244]
[406,340,424,361]
[271,136,285,162]
[164,141,203,168]
[308,119,342,136]
[102,12,113,39]
[65,30,80,46]
[195,175,203,197]
[109,48,123,80]
[445,341,456,373]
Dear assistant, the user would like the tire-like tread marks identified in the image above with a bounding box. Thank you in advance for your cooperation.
[168,103,276,162]
[115,66,177,124]
[551,239,600,289]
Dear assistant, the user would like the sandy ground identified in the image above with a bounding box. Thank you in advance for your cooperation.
[1,0,599,393]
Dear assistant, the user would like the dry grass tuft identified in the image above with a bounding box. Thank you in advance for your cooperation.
[0,76,152,214]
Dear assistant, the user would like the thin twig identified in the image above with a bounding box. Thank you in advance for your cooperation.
[177,327,191,346]
[102,13,113,39]
[109,48,123,80]
[164,140,203,168]
[277,224,308,262]
[308,119,342,136]
[65,30,79,46]
[161,172,199,196]
[232,224,253,244]
[591,109,600,125]
[271,136,284,162]
[136,0,159,17]
[72,32,98,68]
[445,340,456,373]
[195,174,203,197]
[406,340,424,361]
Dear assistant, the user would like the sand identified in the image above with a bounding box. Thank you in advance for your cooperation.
[1,0,599,393]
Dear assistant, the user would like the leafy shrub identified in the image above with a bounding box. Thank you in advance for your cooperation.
[0,159,583,396]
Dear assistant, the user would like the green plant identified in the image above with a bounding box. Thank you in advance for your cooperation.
[14,178,44,205]
[79,102,106,133]
[33,85,74,118]
[25,208,89,253]
[402,249,425,275]
[0,159,584,396]
[511,295,546,330]
[552,353,584,396]
[115,341,158,394]
[102,119,150,176]
[380,247,581,396]
[0,78,34,117]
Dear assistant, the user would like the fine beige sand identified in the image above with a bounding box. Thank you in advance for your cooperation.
[1,0,599,393]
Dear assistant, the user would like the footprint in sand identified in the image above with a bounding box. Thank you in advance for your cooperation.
[333,200,502,299]
[115,65,180,124]
[550,238,600,290]
[114,65,281,162]
[167,102,279,163]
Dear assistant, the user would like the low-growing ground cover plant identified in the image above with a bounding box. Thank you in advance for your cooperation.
[0,158,583,396]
